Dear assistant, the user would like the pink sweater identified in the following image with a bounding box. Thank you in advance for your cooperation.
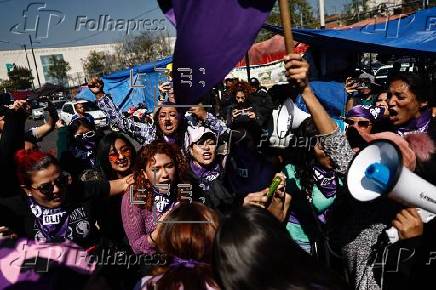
[121,190,168,254]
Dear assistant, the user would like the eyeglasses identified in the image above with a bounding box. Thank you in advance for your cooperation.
[74,130,95,139]
[30,172,70,199]
[108,147,132,163]
[345,119,371,128]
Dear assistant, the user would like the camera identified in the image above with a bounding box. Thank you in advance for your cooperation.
[240,109,249,116]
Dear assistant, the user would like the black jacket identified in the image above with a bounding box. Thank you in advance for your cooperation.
[372,218,436,290]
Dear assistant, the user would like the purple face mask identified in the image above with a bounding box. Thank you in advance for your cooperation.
[72,136,96,166]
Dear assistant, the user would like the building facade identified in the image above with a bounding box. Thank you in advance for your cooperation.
[0,43,117,87]
[366,0,403,14]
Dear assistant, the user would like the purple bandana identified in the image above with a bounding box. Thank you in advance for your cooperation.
[346,105,384,122]
[170,256,204,268]
[312,165,337,198]
[190,161,221,191]
[27,197,69,243]
[397,109,432,136]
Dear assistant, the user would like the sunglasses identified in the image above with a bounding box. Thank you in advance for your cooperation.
[345,119,371,128]
[30,172,70,199]
[108,147,132,163]
[75,130,95,139]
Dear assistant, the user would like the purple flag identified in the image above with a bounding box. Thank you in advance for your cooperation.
[160,0,276,106]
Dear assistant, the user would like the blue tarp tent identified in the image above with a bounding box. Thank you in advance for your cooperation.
[263,7,436,56]
[76,56,173,112]
[295,81,348,122]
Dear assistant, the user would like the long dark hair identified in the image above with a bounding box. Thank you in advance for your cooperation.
[153,102,186,147]
[213,206,349,290]
[68,117,95,138]
[293,118,319,195]
[146,202,220,290]
[96,132,136,180]
[389,72,427,103]
[229,81,253,99]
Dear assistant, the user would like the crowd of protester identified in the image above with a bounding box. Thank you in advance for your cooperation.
[0,53,435,290]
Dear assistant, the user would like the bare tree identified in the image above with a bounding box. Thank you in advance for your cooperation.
[115,33,172,68]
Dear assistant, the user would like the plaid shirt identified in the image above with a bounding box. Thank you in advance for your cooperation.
[96,94,156,145]
[203,112,229,136]
[97,94,229,145]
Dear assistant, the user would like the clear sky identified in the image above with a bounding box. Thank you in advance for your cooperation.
[0,0,350,51]
[0,0,175,50]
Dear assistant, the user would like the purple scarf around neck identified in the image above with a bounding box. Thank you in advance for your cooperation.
[397,109,432,136]
[190,161,221,191]
[312,165,337,198]
[27,197,69,243]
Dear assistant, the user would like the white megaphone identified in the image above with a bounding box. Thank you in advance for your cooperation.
[269,98,310,148]
[347,140,436,242]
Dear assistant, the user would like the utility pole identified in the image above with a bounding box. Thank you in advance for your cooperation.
[22,45,32,72]
[300,10,303,28]
[423,0,428,9]
[22,45,35,89]
[28,35,41,88]
[319,0,325,28]
[244,51,250,81]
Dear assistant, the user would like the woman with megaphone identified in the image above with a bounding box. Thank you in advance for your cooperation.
[353,131,436,290]
[284,55,436,290]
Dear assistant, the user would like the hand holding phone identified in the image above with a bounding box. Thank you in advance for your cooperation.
[232,109,242,118]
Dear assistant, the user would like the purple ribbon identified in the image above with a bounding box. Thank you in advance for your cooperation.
[170,256,204,268]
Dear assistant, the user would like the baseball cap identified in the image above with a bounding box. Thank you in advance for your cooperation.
[357,72,377,89]
[184,126,217,151]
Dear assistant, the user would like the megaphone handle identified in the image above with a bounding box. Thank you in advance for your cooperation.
[385,227,400,243]
[385,208,435,244]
